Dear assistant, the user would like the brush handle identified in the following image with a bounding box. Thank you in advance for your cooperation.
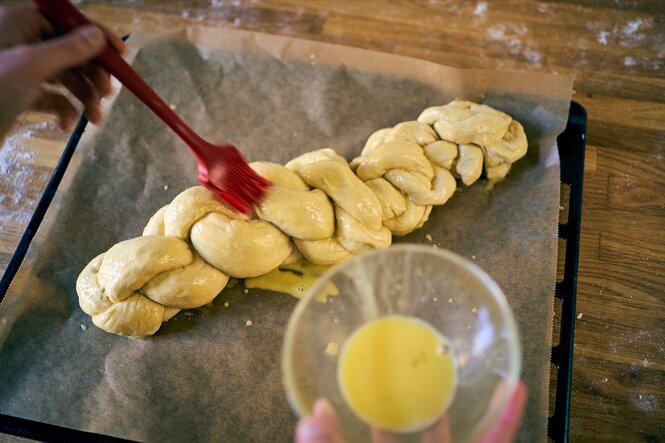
[34,0,207,153]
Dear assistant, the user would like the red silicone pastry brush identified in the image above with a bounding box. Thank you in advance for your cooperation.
[34,0,270,215]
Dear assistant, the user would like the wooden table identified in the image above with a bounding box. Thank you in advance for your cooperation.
[0,1,662,441]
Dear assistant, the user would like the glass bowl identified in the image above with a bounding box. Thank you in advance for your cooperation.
[283,244,521,443]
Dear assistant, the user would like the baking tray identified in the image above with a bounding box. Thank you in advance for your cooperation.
[0,102,586,442]
[548,101,586,443]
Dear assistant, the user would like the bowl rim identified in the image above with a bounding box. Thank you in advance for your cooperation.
[282,244,522,442]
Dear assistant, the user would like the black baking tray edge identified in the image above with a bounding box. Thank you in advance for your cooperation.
[548,101,586,443]
[0,102,586,443]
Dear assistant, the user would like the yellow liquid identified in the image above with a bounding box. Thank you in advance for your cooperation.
[338,315,457,433]
[244,259,338,302]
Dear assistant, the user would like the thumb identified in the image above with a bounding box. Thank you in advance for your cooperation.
[477,381,527,443]
[30,25,106,80]
[296,400,345,443]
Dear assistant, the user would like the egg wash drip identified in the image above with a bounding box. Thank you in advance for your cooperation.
[338,315,457,433]
[244,259,338,302]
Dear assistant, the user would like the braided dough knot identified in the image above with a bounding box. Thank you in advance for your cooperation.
[77,237,194,337]
[351,121,457,236]
[77,186,291,336]
[417,100,528,183]
[284,149,391,264]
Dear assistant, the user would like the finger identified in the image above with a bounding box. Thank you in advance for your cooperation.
[80,64,113,97]
[93,21,126,55]
[0,4,53,48]
[58,70,103,124]
[92,66,112,96]
[296,399,345,443]
[31,89,79,131]
[29,25,106,80]
[313,399,343,436]
[296,417,335,443]
[421,414,452,443]
[311,399,345,443]
[477,381,527,443]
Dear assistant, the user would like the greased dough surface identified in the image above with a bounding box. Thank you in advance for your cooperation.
[77,101,528,337]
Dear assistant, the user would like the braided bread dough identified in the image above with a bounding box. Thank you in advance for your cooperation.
[76,101,528,337]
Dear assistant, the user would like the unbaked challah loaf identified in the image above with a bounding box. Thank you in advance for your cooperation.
[76,101,528,337]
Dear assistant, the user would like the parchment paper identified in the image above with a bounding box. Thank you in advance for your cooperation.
[0,27,573,442]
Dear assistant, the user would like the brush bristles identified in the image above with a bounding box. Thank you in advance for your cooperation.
[218,153,270,214]
[198,144,272,215]
[224,164,270,201]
